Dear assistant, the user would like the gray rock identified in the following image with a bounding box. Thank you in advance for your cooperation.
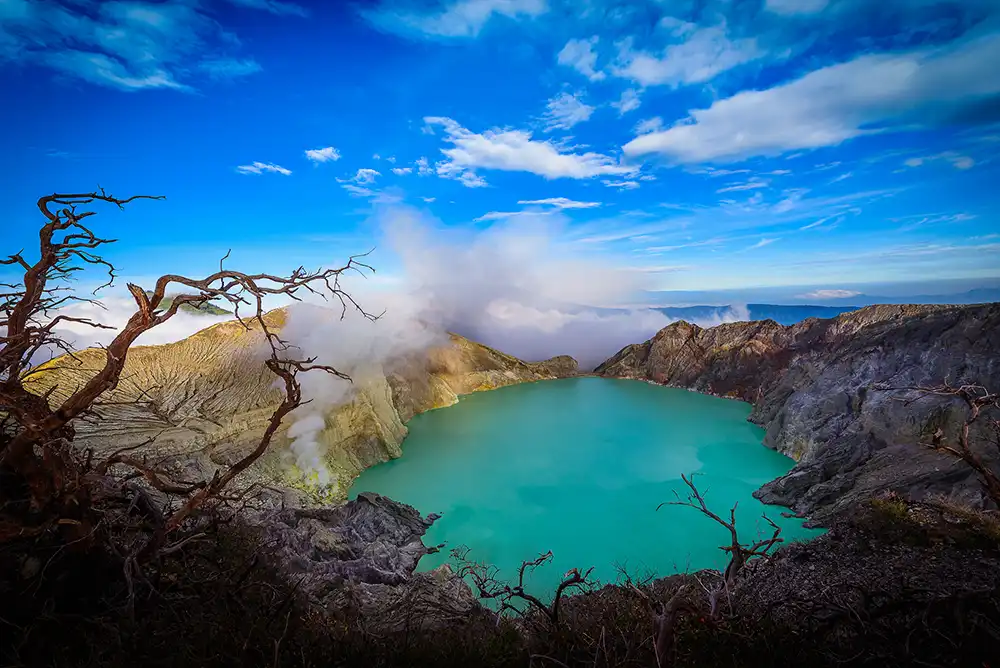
[246,491,478,628]
[596,303,1000,521]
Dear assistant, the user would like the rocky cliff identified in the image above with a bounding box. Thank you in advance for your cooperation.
[25,307,578,502]
[595,303,1000,521]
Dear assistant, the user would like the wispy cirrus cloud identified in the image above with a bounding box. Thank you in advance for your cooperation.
[517,198,601,209]
[198,58,262,80]
[541,92,595,131]
[0,0,289,91]
[361,0,547,39]
[904,152,976,170]
[716,178,769,193]
[612,88,641,115]
[634,117,663,134]
[764,0,829,15]
[602,179,640,190]
[336,168,399,201]
[237,161,292,175]
[611,23,763,88]
[744,237,780,251]
[558,36,605,81]
[222,0,308,16]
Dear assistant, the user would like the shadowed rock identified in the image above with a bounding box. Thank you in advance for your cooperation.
[596,303,1000,521]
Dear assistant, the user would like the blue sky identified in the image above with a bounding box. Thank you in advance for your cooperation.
[2,0,999,300]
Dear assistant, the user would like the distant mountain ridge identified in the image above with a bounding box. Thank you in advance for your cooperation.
[642,286,1000,309]
[654,303,861,326]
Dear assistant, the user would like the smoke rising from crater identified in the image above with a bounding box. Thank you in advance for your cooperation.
[278,206,749,486]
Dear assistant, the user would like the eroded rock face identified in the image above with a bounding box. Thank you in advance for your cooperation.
[242,492,478,624]
[257,492,433,588]
[596,303,1000,521]
[24,309,579,502]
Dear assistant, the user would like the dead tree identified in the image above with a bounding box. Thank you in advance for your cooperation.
[616,566,694,668]
[451,546,595,627]
[0,190,376,553]
[659,473,782,618]
[873,381,1000,506]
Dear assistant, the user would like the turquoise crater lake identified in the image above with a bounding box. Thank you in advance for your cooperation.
[349,377,822,595]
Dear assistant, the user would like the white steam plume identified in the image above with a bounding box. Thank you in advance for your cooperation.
[276,207,752,485]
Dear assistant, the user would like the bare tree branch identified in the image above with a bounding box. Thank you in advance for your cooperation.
[872,381,1000,505]
[659,473,783,618]
[0,189,378,560]
[450,546,595,627]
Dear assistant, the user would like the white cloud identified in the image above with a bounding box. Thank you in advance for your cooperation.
[613,88,641,115]
[424,116,636,182]
[392,167,414,175]
[415,157,435,176]
[557,36,605,81]
[799,213,844,230]
[745,237,779,250]
[602,179,640,190]
[517,198,601,209]
[716,179,769,193]
[222,0,308,16]
[337,168,397,201]
[0,0,281,90]
[436,160,490,188]
[422,196,436,202]
[797,289,861,299]
[829,171,853,183]
[237,161,292,175]
[904,151,976,170]
[612,24,763,88]
[542,92,595,131]
[623,33,1000,163]
[635,117,663,134]
[354,168,380,184]
[473,209,557,221]
[198,58,262,80]
[363,0,547,38]
[893,212,976,232]
[764,0,829,15]
[305,146,341,163]
[698,167,752,177]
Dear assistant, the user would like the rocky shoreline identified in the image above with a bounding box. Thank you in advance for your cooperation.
[595,303,1000,522]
